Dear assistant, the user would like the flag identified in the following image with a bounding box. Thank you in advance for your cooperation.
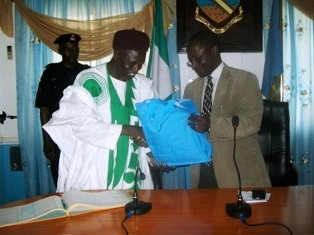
[262,0,283,98]
[146,0,172,100]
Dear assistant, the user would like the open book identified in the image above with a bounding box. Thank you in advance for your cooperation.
[0,190,132,228]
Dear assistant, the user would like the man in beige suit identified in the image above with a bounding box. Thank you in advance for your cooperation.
[184,30,271,188]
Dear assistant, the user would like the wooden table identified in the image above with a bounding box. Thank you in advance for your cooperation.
[0,186,313,235]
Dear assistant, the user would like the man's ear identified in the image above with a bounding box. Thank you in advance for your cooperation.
[113,49,120,60]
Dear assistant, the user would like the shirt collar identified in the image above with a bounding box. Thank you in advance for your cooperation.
[210,62,224,83]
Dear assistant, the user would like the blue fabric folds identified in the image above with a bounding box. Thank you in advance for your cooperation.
[136,98,212,167]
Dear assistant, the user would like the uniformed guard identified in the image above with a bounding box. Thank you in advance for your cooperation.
[35,33,90,188]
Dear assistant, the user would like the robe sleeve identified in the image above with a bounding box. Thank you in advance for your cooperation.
[43,85,121,151]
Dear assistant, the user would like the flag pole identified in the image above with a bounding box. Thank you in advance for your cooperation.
[279,0,284,102]
[280,74,283,102]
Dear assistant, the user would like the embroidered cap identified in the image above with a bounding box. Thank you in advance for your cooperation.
[54,34,81,44]
[113,28,150,51]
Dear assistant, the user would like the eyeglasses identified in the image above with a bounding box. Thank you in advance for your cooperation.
[187,47,211,67]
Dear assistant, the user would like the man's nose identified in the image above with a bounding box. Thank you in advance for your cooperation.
[131,63,142,73]
[188,60,199,68]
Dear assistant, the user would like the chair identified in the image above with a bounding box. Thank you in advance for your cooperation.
[258,99,298,186]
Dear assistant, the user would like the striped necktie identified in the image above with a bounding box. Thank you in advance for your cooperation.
[202,76,213,117]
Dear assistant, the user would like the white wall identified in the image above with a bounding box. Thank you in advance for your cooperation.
[179,52,265,97]
[0,30,18,143]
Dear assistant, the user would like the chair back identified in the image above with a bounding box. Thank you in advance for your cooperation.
[258,99,297,186]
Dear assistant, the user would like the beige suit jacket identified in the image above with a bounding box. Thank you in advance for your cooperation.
[184,64,271,188]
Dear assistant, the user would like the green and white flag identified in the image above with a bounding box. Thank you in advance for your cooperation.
[147,0,172,100]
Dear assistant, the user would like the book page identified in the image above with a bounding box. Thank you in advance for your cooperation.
[61,190,132,215]
[0,196,67,228]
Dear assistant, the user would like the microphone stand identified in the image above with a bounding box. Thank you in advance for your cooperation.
[226,116,252,219]
[125,167,152,215]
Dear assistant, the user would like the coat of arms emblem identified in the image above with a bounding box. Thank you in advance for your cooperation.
[195,0,243,34]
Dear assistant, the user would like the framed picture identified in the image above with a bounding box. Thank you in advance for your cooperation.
[177,0,263,53]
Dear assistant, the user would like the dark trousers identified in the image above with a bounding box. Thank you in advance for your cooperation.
[198,163,218,188]
[49,145,60,188]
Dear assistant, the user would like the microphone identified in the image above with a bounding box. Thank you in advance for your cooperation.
[232,115,239,128]
[125,167,152,216]
[226,115,252,219]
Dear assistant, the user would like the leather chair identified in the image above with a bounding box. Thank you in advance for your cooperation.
[258,99,298,186]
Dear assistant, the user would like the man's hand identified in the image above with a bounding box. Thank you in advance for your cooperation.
[187,113,210,133]
[43,139,56,160]
[130,135,147,147]
[122,125,148,147]
[146,152,176,173]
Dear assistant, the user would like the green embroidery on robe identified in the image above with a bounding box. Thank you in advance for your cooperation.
[106,72,139,189]
[82,79,102,97]
[75,72,109,105]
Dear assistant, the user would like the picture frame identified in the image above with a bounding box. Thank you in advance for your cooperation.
[177,0,263,53]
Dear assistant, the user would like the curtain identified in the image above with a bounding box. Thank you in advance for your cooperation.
[262,0,283,100]
[15,0,55,197]
[282,0,314,185]
[14,0,154,61]
[288,0,314,20]
[0,0,13,37]
[15,0,186,197]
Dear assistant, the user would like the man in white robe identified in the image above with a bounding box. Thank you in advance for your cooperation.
[44,29,158,192]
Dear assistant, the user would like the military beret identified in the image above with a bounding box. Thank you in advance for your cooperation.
[113,29,150,51]
[54,34,81,44]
